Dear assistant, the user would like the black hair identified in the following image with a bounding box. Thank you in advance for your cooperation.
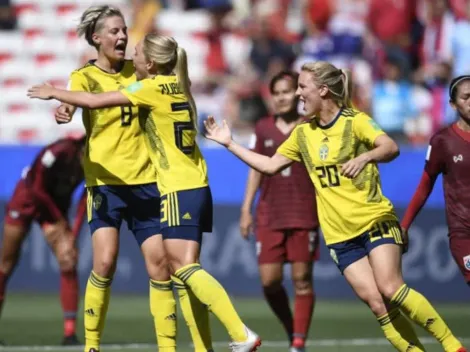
[269,70,299,94]
[449,75,470,102]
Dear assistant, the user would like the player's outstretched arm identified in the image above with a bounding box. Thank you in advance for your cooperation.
[204,116,293,175]
[27,83,131,109]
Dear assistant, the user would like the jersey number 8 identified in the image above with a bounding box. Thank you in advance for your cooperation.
[171,102,195,155]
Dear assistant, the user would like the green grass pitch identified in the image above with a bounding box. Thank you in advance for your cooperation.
[0,294,468,351]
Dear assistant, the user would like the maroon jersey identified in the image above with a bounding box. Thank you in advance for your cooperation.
[22,138,85,221]
[250,116,318,230]
[425,124,470,232]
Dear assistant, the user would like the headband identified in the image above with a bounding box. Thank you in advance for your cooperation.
[449,75,470,100]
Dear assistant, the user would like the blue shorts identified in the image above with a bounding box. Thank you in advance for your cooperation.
[160,186,213,241]
[328,220,403,274]
[87,183,161,246]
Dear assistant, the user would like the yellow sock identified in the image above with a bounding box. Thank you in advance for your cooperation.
[172,275,213,352]
[378,308,425,351]
[391,284,463,352]
[84,271,112,352]
[149,280,177,352]
[175,264,247,342]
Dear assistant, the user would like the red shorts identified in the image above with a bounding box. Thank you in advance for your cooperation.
[4,180,63,229]
[449,233,470,284]
[255,227,320,264]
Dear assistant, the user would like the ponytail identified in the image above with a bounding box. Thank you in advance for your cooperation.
[340,69,353,109]
[175,47,198,129]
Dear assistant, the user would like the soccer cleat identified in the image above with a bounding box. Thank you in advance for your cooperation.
[229,326,261,352]
[61,334,80,346]
[456,348,467,352]
[290,337,306,352]
[289,347,305,352]
[88,349,99,352]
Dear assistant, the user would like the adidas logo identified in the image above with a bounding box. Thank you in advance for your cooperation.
[424,318,436,328]
[165,313,177,321]
[182,212,192,220]
[322,136,329,142]
[85,308,96,317]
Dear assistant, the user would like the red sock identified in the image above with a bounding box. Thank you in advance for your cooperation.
[263,286,293,341]
[293,292,315,346]
[0,271,7,316]
[60,270,79,337]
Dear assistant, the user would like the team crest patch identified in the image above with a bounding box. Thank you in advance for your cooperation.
[319,144,329,161]
[463,255,470,271]
[125,81,143,93]
[93,194,103,210]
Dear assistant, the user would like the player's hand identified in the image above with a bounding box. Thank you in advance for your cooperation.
[203,116,232,147]
[27,83,55,100]
[55,104,73,124]
[240,210,254,239]
[400,227,409,254]
[341,154,370,178]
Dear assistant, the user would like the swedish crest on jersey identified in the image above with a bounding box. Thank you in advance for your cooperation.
[93,194,103,210]
[319,144,329,161]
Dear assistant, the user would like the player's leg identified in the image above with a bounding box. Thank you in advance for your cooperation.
[43,221,79,345]
[368,222,464,352]
[0,223,29,318]
[163,187,261,350]
[448,234,470,288]
[286,229,319,351]
[84,186,123,352]
[0,192,34,322]
[330,237,424,352]
[256,228,293,343]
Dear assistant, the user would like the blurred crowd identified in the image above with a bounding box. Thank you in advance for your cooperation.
[3,0,470,146]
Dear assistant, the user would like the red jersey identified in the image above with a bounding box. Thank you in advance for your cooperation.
[250,116,318,230]
[22,138,85,221]
[425,124,470,233]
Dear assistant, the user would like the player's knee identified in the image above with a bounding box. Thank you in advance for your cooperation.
[94,256,117,277]
[261,277,283,293]
[292,271,312,292]
[377,281,402,300]
[57,247,77,272]
[147,255,171,281]
[364,295,387,317]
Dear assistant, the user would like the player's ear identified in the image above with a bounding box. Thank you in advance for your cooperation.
[449,99,457,111]
[319,85,329,98]
[92,32,101,46]
[146,60,155,73]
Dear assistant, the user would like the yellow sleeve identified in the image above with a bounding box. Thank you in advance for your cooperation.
[120,79,155,108]
[276,126,301,162]
[68,71,89,92]
[353,112,385,147]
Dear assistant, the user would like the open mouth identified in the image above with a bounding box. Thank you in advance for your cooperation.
[115,42,126,53]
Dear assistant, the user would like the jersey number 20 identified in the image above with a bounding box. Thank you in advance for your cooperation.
[316,165,340,188]
[171,102,195,155]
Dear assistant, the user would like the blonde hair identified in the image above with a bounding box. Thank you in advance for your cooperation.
[77,5,124,47]
[143,34,198,127]
[301,61,353,109]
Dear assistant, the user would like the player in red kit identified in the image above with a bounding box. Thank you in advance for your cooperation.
[240,71,319,352]
[0,136,86,345]
[402,75,470,288]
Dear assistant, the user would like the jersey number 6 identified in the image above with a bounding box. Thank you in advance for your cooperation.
[171,102,195,155]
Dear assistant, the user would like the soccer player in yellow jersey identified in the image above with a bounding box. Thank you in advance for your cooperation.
[42,7,212,352]
[202,62,467,352]
[29,34,261,352]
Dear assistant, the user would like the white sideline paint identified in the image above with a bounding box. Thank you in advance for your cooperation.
[0,337,469,351]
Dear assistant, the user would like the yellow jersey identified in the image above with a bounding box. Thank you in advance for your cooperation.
[277,108,397,245]
[69,60,156,186]
[120,75,208,195]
